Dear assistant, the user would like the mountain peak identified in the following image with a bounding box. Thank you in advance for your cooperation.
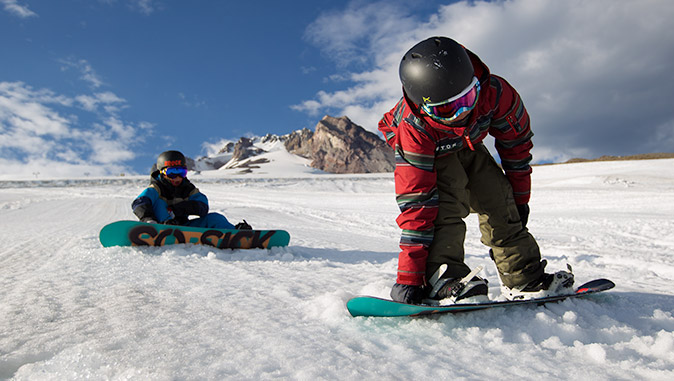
[193,115,394,175]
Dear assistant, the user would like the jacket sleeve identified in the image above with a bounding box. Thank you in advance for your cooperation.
[488,76,534,205]
[379,105,438,286]
[132,187,159,221]
[171,199,208,218]
[182,189,209,217]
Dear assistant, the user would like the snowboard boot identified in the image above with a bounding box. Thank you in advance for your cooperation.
[429,276,490,304]
[501,270,574,301]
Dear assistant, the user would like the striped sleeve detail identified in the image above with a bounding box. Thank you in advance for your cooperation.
[400,228,434,247]
[501,154,533,171]
[489,76,534,204]
[392,135,438,285]
[396,148,435,172]
[490,76,503,105]
[494,130,533,151]
[404,115,435,141]
[396,189,439,212]
[392,99,405,126]
[383,130,396,144]
[378,98,440,285]
[379,98,406,147]
[490,92,527,133]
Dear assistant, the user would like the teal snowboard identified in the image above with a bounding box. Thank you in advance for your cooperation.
[100,220,290,249]
[347,278,614,317]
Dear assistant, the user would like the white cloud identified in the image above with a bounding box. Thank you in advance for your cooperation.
[75,92,125,112]
[0,0,37,18]
[0,81,153,179]
[133,0,157,15]
[299,0,674,162]
[95,0,160,15]
[110,0,160,15]
[304,1,420,69]
[201,138,235,157]
[87,135,136,164]
[0,84,75,160]
[178,92,207,108]
[60,58,106,89]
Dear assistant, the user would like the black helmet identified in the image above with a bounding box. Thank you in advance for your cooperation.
[399,37,475,107]
[156,150,186,170]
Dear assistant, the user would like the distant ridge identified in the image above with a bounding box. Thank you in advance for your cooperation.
[192,115,395,175]
[562,153,674,164]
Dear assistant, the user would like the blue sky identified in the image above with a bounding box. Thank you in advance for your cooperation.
[1,0,673,178]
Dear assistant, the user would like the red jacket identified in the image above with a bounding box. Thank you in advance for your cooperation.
[378,50,533,286]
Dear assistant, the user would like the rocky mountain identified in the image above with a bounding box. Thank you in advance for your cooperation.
[193,115,395,175]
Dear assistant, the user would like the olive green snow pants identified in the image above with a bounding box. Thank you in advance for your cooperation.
[426,143,544,288]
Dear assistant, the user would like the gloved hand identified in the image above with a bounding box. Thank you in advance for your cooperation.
[171,201,207,217]
[164,219,180,225]
[235,220,252,230]
[390,283,426,305]
[141,217,157,224]
[516,203,530,228]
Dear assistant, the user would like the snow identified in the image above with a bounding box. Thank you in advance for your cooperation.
[1,159,674,380]
[195,135,325,177]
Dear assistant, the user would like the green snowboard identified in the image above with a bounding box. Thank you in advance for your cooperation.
[346,279,614,317]
[100,220,290,249]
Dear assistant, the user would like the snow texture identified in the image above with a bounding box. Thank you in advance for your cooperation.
[1,159,674,380]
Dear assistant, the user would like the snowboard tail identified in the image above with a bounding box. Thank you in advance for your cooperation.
[100,220,290,249]
[346,278,614,317]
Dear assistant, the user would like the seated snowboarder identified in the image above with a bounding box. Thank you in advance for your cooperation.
[132,150,251,229]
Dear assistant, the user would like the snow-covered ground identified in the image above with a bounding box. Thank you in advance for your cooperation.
[194,134,326,176]
[1,159,673,380]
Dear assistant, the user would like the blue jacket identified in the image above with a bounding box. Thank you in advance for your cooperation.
[132,172,209,224]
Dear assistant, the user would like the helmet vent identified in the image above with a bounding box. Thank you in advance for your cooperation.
[411,53,423,59]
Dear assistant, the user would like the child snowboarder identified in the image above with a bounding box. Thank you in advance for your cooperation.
[132,150,250,229]
[378,37,573,304]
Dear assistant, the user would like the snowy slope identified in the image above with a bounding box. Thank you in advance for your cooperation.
[195,136,325,177]
[1,159,673,380]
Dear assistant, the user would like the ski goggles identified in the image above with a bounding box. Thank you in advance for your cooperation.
[161,166,188,179]
[421,77,481,123]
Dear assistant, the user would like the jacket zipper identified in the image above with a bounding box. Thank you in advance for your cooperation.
[464,132,475,151]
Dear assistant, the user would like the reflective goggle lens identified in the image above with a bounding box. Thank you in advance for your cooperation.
[422,77,480,123]
[161,166,187,179]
